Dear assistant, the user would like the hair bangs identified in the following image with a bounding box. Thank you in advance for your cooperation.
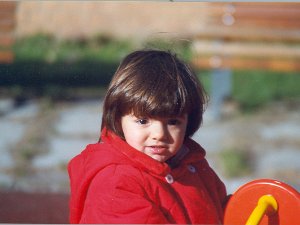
[123,80,190,119]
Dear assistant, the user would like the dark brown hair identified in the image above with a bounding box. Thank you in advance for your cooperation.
[101,49,207,139]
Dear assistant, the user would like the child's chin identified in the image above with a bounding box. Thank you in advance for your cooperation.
[150,154,168,163]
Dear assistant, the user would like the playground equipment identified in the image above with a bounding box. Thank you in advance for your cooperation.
[224,179,300,225]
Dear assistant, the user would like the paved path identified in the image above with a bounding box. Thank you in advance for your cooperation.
[0,98,299,194]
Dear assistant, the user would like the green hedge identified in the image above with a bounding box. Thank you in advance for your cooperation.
[1,34,300,111]
[232,70,300,111]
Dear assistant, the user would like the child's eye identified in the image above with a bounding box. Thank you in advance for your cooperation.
[168,119,180,125]
[136,119,149,125]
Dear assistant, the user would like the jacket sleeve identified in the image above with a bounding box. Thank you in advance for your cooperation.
[79,165,170,224]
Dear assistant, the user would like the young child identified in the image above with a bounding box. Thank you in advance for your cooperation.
[68,49,228,224]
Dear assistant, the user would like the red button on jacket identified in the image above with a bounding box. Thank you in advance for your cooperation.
[68,129,227,224]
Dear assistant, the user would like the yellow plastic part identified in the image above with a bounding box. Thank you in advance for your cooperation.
[245,195,278,225]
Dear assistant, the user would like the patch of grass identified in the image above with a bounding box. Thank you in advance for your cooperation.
[219,148,253,178]
[196,70,212,93]
[232,70,300,111]
[13,33,56,62]
[194,69,300,112]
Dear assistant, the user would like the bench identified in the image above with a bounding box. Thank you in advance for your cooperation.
[191,3,300,118]
[192,2,300,72]
[0,1,17,63]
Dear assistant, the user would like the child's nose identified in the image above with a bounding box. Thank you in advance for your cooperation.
[151,122,168,141]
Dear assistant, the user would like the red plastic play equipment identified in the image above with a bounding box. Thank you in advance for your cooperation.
[224,179,300,225]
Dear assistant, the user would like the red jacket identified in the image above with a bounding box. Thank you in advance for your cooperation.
[68,129,227,224]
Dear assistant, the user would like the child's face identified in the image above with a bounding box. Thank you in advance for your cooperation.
[121,114,188,162]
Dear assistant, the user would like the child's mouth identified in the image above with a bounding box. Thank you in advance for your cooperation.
[149,146,167,154]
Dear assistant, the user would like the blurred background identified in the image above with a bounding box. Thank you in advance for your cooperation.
[0,1,300,223]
